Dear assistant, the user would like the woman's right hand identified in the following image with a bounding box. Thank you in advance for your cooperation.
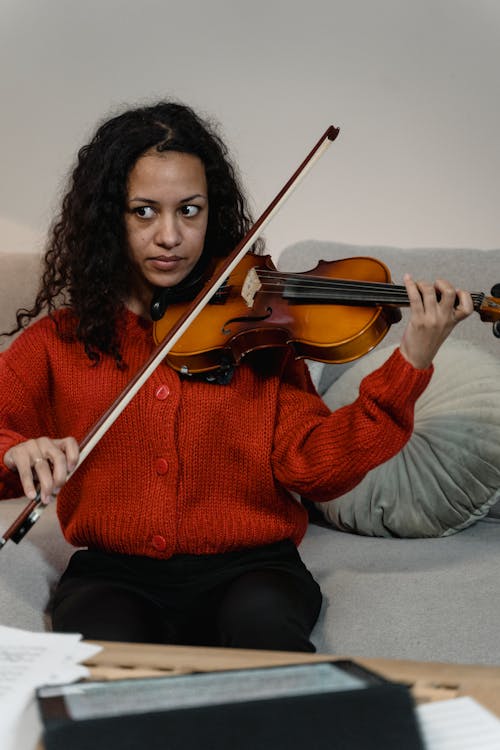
[3,437,79,504]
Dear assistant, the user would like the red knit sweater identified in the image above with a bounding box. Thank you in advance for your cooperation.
[0,310,432,558]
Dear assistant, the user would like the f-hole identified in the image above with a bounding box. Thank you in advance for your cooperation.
[222,307,273,336]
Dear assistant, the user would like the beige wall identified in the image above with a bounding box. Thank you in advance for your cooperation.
[0,0,499,260]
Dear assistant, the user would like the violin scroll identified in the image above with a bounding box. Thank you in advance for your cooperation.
[478,284,500,338]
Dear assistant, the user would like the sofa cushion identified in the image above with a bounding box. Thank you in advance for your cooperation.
[0,498,74,631]
[315,339,500,537]
[300,518,500,663]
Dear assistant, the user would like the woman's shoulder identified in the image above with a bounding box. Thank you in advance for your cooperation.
[2,308,76,356]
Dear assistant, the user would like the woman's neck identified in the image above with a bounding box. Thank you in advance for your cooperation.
[126,295,152,320]
[126,270,155,320]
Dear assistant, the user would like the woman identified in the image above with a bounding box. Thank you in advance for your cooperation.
[0,101,472,650]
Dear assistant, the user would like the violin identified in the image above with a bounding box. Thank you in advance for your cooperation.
[154,251,500,373]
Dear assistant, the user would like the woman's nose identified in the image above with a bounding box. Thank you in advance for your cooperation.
[155,214,182,248]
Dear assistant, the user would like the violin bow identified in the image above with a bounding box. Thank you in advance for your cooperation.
[0,125,339,550]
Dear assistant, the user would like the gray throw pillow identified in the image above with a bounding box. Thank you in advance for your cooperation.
[316,340,500,537]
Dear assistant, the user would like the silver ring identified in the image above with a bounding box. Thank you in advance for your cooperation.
[33,457,45,465]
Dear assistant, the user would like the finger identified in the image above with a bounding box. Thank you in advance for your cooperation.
[44,438,78,490]
[9,447,42,501]
[18,465,39,501]
[453,289,474,319]
[6,439,58,503]
[34,437,79,500]
[3,449,17,472]
[418,280,441,313]
[4,440,45,500]
[31,457,58,504]
[38,449,68,493]
[26,437,63,501]
[56,437,80,474]
[434,279,458,312]
[403,274,424,312]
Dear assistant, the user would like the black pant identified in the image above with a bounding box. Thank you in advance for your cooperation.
[50,540,322,652]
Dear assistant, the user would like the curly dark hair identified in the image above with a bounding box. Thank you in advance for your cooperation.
[5,101,260,366]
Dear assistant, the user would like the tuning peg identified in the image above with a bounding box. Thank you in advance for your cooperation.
[493,321,500,338]
[491,284,500,297]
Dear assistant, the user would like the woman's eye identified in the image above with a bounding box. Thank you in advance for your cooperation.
[134,206,155,219]
[180,204,200,217]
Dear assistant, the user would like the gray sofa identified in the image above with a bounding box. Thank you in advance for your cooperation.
[1,242,500,665]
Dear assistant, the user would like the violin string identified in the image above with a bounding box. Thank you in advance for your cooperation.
[255,268,485,296]
[257,270,408,296]
[257,276,411,302]
[254,270,484,306]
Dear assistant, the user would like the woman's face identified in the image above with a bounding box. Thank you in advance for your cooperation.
[124,149,209,315]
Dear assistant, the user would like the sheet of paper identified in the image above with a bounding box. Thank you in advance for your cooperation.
[417,696,500,749]
[0,625,101,750]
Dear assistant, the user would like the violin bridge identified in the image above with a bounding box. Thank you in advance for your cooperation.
[241,268,262,308]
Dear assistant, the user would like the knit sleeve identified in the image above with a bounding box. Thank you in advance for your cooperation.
[0,326,57,499]
[271,348,433,502]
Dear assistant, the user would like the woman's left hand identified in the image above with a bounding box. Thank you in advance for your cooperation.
[399,274,474,370]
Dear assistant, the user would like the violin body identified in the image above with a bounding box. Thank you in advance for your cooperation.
[153,252,403,373]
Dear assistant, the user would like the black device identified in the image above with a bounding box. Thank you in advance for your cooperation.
[37,659,424,750]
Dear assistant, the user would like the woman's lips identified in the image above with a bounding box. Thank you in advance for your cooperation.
[148,256,182,271]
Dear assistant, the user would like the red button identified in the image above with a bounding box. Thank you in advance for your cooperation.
[155,458,169,475]
[155,384,170,400]
[152,535,167,551]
